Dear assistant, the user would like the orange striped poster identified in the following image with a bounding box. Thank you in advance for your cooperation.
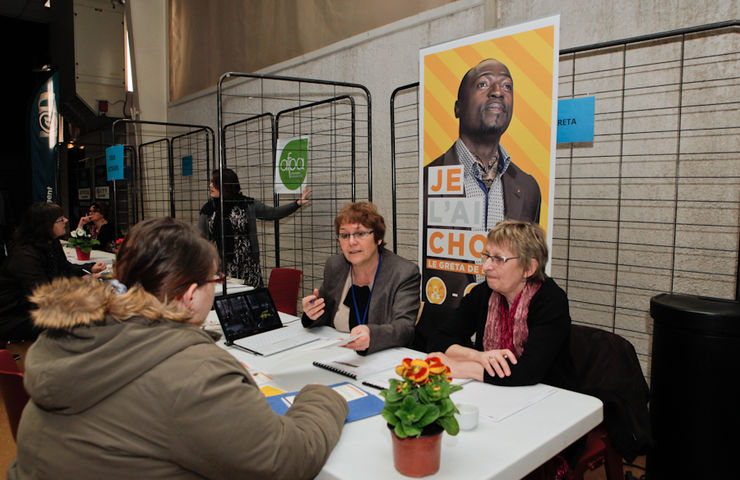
[419,16,559,307]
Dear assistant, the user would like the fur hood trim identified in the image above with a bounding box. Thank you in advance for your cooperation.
[30,277,197,330]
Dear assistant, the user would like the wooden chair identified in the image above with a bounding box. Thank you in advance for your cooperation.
[0,349,30,440]
[267,268,302,316]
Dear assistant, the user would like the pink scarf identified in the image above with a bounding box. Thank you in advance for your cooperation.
[483,281,542,356]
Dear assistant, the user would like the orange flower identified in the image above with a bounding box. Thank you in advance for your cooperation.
[427,356,447,375]
[395,358,413,377]
[395,358,430,384]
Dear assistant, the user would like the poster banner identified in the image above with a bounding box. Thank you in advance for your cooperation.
[274,136,309,194]
[419,16,560,306]
[30,73,59,202]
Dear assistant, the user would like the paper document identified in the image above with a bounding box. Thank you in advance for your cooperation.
[451,382,557,422]
[313,348,419,379]
[311,332,367,349]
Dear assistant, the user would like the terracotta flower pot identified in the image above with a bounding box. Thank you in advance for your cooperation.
[389,423,443,477]
[75,248,91,261]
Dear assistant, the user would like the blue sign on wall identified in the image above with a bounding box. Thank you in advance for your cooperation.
[105,144,124,181]
[557,96,595,143]
[182,155,193,176]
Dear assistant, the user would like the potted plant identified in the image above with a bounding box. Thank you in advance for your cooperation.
[67,228,100,261]
[380,356,462,477]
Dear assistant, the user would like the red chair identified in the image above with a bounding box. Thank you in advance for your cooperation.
[0,349,30,440]
[573,424,624,480]
[267,268,302,316]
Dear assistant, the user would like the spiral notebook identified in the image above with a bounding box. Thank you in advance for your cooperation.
[312,348,419,387]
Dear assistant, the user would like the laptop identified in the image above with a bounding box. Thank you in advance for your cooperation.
[213,288,319,356]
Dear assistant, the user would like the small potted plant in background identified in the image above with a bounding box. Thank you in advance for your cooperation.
[67,227,99,261]
[381,356,462,477]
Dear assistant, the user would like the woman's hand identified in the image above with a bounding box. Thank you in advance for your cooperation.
[297,188,312,206]
[90,262,107,274]
[427,351,483,381]
[77,216,92,229]
[301,288,325,320]
[477,349,517,378]
[343,325,370,351]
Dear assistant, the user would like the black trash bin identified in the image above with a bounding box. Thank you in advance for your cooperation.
[648,294,740,479]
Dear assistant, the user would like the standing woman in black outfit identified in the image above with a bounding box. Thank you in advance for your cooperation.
[0,202,106,341]
[198,168,310,287]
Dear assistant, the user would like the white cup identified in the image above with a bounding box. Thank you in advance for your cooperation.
[456,403,479,431]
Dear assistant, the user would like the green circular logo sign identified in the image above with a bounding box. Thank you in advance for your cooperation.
[278,138,308,191]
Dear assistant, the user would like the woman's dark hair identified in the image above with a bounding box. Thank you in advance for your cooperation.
[334,202,386,248]
[211,168,241,200]
[12,202,64,245]
[115,217,218,302]
[89,201,110,219]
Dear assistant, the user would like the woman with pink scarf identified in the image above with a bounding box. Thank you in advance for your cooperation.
[429,220,576,390]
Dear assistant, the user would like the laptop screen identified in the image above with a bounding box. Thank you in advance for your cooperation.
[213,288,283,341]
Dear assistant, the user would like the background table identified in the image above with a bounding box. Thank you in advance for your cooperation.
[208,314,603,479]
[62,245,115,266]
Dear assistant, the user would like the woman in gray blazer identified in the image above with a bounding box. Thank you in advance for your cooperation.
[301,202,420,354]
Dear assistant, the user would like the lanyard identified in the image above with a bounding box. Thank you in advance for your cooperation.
[350,253,382,326]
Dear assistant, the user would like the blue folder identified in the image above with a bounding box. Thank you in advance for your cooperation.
[266,382,385,423]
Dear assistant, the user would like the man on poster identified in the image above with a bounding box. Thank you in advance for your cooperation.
[423,58,542,305]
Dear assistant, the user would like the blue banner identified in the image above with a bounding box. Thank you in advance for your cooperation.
[557,96,595,143]
[105,144,125,181]
[30,73,59,202]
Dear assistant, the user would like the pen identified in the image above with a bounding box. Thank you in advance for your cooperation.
[82,269,92,274]
[336,361,359,368]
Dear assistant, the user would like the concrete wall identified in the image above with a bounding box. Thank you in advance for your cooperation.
[166,0,736,228]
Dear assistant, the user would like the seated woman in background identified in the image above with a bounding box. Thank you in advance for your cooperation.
[9,217,348,479]
[199,168,311,287]
[0,202,106,342]
[76,200,116,252]
[429,220,576,389]
[301,202,420,354]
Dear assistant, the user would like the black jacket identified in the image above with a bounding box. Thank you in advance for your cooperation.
[0,240,89,339]
[430,277,577,390]
[570,325,653,461]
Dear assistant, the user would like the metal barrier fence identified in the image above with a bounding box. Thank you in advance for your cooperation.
[112,120,215,229]
[217,72,372,294]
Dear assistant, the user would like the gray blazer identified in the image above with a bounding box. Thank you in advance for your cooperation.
[301,247,421,354]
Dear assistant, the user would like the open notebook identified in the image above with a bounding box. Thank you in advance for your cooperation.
[214,288,319,356]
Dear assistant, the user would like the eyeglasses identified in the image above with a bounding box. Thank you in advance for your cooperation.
[202,273,226,285]
[480,252,519,265]
[54,217,66,224]
[337,230,374,241]
[88,209,99,214]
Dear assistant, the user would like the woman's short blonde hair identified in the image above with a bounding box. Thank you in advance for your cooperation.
[487,220,548,283]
